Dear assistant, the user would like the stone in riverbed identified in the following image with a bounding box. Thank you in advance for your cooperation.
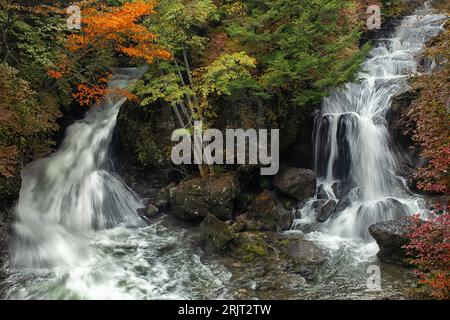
[232,232,270,262]
[273,168,316,201]
[368,217,419,266]
[315,200,337,223]
[170,172,239,222]
[279,234,327,279]
[154,182,177,211]
[200,214,235,252]
[334,195,352,214]
[246,191,294,232]
[137,203,160,219]
[316,184,329,200]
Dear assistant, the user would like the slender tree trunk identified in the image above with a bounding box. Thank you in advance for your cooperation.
[171,103,185,128]
[182,48,201,112]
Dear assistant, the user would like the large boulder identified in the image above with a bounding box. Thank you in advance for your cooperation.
[245,191,294,232]
[273,168,316,201]
[170,172,240,221]
[200,214,235,252]
[368,217,417,265]
[279,234,328,279]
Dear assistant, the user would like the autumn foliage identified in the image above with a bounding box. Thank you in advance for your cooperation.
[66,1,170,63]
[48,0,171,106]
[407,21,450,194]
[0,63,61,178]
[404,213,450,300]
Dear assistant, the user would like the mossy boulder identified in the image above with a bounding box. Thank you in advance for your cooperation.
[170,172,240,222]
[200,214,235,252]
[245,191,294,232]
[232,232,271,262]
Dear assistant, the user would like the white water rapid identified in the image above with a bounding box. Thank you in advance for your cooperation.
[3,68,230,299]
[295,2,447,251]
[13,69,146,268]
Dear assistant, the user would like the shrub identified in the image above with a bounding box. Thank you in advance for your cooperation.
[404,213,450,300]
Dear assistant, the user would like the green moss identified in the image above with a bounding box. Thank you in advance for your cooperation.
[200,214,235,252]
[234,232,269,262]
[116,101,173,169]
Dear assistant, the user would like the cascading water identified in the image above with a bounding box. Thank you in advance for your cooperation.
[3,68,230,299]
[296,3,447,243]
[12,69,145,268]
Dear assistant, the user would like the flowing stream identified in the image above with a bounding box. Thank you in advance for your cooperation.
[295,2,447,247]
[1,2,448,300]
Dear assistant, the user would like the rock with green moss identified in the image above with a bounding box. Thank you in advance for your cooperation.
[170,172,240,222]
[116,100,177,170]
[200,214,235,252]
[245,191,294,232]
[232,232,271,262]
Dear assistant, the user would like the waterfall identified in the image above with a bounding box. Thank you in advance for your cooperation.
[12,68,146,268]
[5,68,229,299]
[299,2,447,240]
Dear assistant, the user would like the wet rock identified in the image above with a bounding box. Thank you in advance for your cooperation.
[235,193,256,213]
[0,208,12,284]
[279,196,297,211]
[292,220,317,234]
[311,199,327,210]
[137,202,160,219]
[317,185,329,200]
[232,232,271,262]
[384,198,410,217]
[335,113,357,182]
[170,172,240,222]
[154,182,177,211]
[332,181,356,199]
[334,196,352,214]
[334,189,360,214]
[316,200,337,223]
[230,214,248,233]
[132,182,152,198]
[200,214,235,252]
[157,243,177,255]
[279,234,327,279]
[273,168,316,201]
[368,217,419,266]
[246,191,294,232]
